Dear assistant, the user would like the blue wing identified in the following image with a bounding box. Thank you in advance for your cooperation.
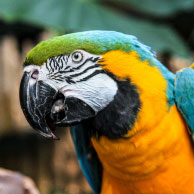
[175,67,194,137]
[70,125,102,194]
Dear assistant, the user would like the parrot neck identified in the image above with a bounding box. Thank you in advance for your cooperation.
[83,76,141,139]
[91,105,194,193]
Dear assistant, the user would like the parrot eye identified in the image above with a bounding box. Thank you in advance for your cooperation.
[31,70,39,79]
[72,51,83,63]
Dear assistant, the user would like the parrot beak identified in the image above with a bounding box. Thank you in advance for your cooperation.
[20,72,95,140]
[19,72,59,140]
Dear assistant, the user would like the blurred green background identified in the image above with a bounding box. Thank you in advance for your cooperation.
[0,0,193,193]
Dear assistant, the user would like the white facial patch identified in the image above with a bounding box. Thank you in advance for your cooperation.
[60,73,117,113]
[24,50,118,113]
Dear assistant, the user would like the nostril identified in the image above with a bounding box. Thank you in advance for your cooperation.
[31,70,39,79]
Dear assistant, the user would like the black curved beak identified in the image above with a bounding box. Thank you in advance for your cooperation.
[19,72,59,140]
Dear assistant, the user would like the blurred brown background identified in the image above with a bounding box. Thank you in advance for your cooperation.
[0,26,92,194]
[0,0,194,193]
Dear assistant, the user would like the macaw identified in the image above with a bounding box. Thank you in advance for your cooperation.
[19,31,194,194]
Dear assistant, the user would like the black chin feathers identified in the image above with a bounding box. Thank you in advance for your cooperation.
[84,74,141,139]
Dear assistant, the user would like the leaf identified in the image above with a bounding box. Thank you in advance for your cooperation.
[0,0,191,57]
[105,0,194,16]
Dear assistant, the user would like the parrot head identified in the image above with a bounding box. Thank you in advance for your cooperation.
[19,31,175,140]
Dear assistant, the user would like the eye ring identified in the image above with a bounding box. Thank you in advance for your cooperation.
[72,51,83,63]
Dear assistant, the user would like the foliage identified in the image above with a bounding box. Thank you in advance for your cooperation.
[105,0,194,16]
[0,0,192,57]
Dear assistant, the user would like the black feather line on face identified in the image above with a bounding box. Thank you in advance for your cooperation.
[83,72,141,139]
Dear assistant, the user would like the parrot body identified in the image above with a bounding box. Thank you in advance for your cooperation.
[92,105,194,194]
[19,31,194,194]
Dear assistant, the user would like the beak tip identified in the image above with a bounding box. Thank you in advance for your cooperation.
[51,135,60,140]
[38,128,60,140]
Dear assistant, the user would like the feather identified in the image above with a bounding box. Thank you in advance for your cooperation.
[70,124,102,194]
[175,67,194,136]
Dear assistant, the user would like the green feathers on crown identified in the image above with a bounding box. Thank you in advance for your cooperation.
[24,30,155,66]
